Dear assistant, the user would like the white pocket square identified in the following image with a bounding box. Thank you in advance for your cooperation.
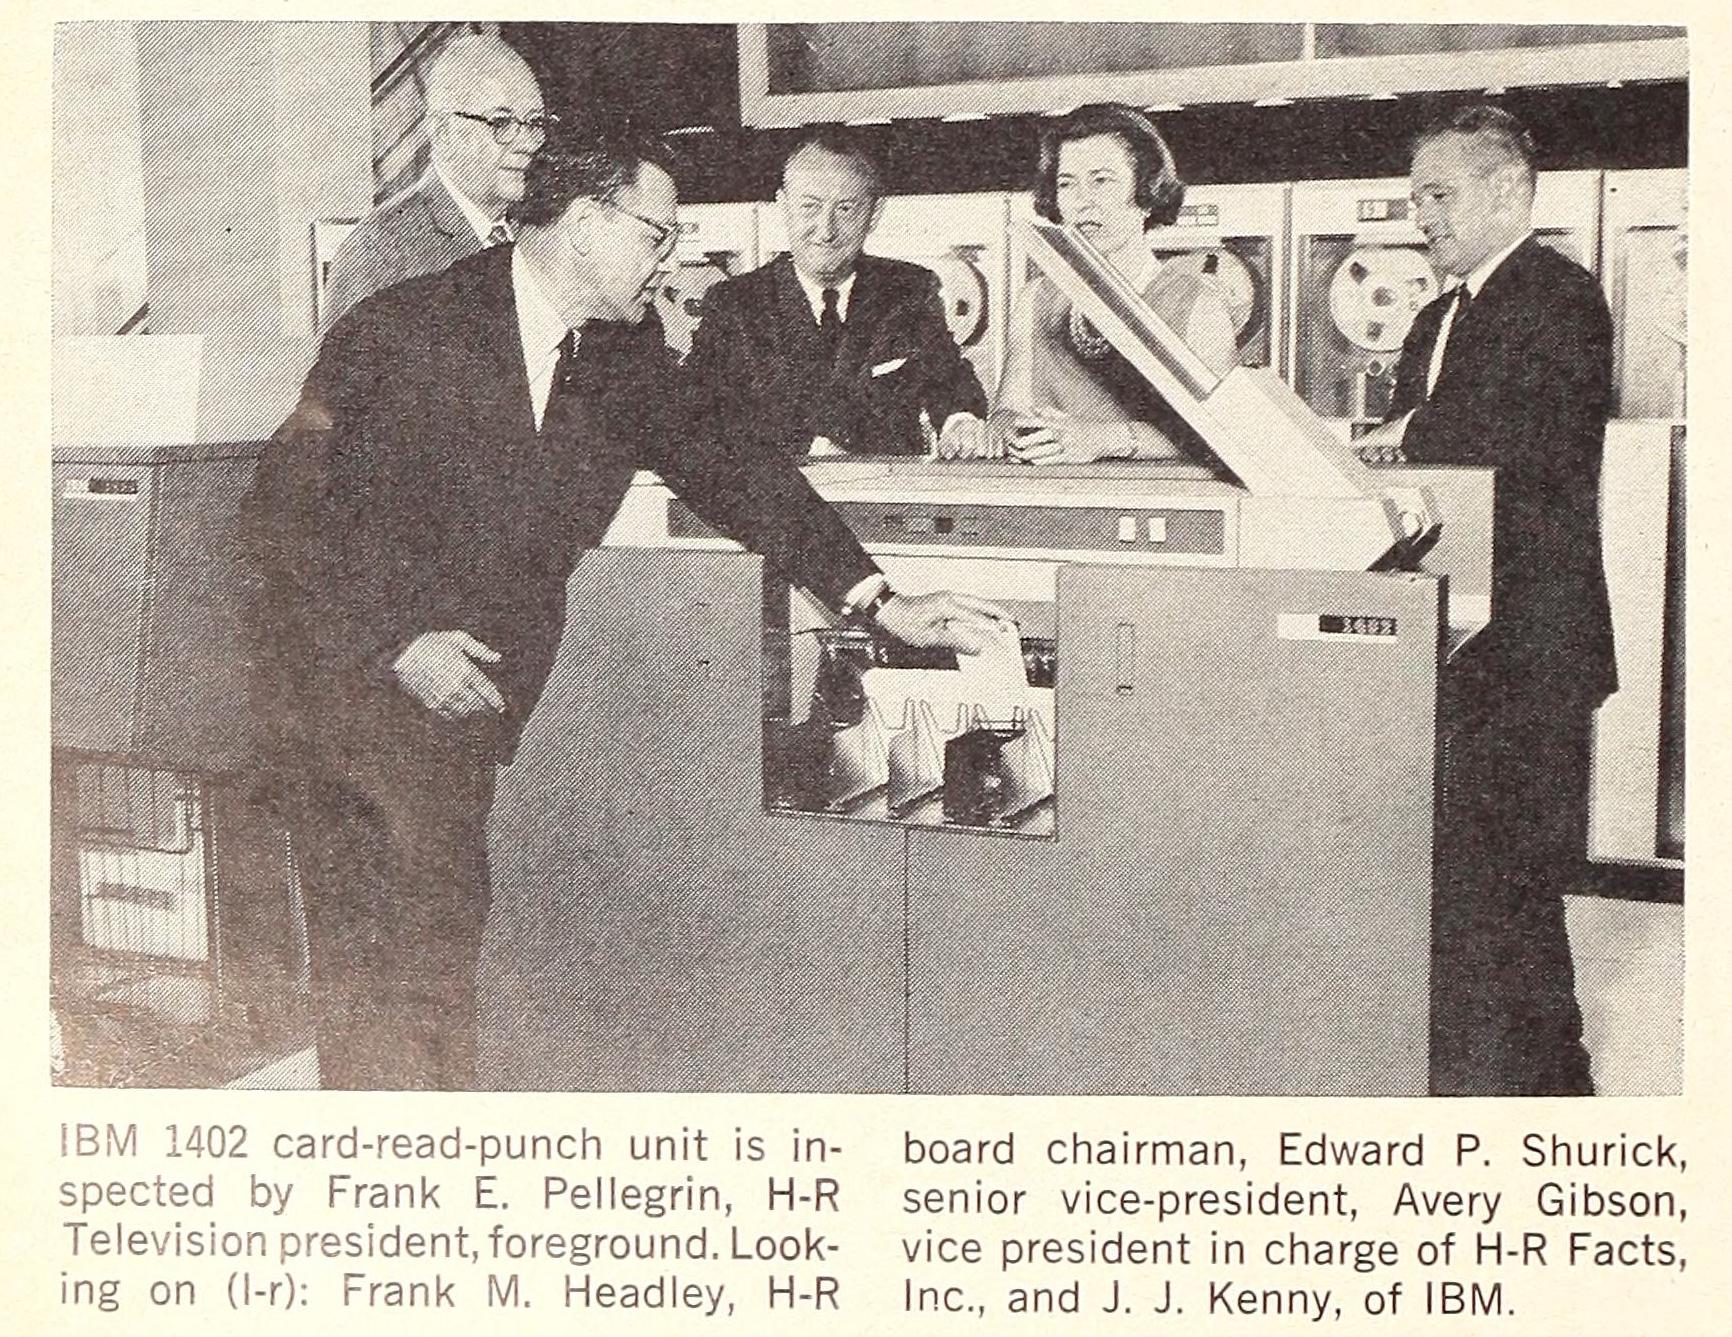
[871,357,908,377]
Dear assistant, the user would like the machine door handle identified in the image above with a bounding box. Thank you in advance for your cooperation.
[1114,622,1136,696]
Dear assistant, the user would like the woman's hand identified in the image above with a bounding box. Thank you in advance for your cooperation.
[1005,410,1131,465]
[974,409,1027,459]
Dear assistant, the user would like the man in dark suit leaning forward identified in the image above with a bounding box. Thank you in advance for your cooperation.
[686,130,986,457]
[242,127,1007,1089]
[1364,105,1617,1095]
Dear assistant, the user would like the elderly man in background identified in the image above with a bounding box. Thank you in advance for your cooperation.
[320,32,552,328]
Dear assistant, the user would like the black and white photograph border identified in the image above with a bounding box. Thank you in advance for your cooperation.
[45,16,1686,1096]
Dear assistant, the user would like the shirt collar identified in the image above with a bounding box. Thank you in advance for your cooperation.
[1461,229,1531,298]
[433,161,504,244]
[793,265,858,322]
[512,247,571,376]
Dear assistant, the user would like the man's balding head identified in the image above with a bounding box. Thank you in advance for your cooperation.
[1409,105,1539,278]
[425,34,546,220]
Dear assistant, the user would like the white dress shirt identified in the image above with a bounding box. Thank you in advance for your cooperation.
[793,267,858,323]
[1426,230,1531,397]
[513,249,572,429]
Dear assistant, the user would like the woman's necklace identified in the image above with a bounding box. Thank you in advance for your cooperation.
[1066,305,1112,361]
[1064,247,1161,361]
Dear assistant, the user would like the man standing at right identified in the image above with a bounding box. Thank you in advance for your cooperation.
[1381,105,1617,1095]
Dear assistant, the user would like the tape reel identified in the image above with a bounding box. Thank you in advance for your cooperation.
[1328,247,1438,353]
[921,254,990,348]
[1158,247,1263,346]
[657,258,731,359]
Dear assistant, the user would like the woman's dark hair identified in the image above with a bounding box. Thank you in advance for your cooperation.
[1033,102,1185,231]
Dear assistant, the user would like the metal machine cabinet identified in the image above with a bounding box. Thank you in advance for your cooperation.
[557,216,1483,1093]
[486,547,1443,1094]
[1600,168,1687,421]
[907,565,1441,1096]
[51,437,305,1086]
[483,548,906,1092]
[52,442,262,773]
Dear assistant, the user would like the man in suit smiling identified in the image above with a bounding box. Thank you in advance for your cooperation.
[686,130,986,457]
[1369,105,1617,1096]
[243,126,1007,1090]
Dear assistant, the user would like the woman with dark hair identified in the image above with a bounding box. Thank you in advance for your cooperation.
[985,103,1238,464]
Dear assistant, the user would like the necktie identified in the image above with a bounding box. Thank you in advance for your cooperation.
[819,286,842,350]
[540,330,578,432]
[486,217,514,248]
[1426,282,1473,398]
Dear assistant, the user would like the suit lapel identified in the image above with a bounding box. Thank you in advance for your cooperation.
[1468,235,1537,315]
[422,170,472,245]
[446,247,539,441]
[834,257,879,371]
[1431,241,1535,401]
[773,254,821,362]
[1390,295,1445,419]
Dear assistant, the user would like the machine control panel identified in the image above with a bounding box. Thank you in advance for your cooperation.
[670,498,1228,557]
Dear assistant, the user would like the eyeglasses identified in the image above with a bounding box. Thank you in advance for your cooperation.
[604,200,680,260]
[448,110,558,145]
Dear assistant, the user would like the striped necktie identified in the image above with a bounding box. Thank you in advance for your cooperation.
[486,218,514,248]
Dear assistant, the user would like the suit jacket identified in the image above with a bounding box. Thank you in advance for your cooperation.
[686,252,986,457]
[1389,237,1617,710]
[243,244,879,771]
[321,169,486,331]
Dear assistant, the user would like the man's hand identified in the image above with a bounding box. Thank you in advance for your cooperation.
[874,591,1014,655]
[1355,412,1412,465]
[391,631,506,720]
[930,412,1002,460]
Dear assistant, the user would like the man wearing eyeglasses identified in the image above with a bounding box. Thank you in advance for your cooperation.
[242,125,1009,1089]
[321,33,552,330]
[687,130,986,457]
